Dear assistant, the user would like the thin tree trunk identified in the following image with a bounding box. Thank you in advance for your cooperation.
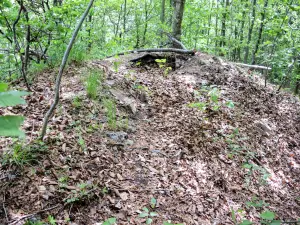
[220,0,230,48]
[251,0,268,65]
[171,0,186,48]
[40,0,95,139]
[244,0,257,63]
[237,0,247,61]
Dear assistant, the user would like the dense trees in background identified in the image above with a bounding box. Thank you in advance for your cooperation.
[0,0,299,94]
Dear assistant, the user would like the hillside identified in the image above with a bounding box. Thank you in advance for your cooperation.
[0,52,300,225]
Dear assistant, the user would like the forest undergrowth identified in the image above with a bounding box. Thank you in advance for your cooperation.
[0,52,300,225]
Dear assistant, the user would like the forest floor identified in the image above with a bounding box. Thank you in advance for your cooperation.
[0,52,300,225]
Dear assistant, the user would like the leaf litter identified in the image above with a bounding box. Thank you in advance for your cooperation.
[0,52,299,224]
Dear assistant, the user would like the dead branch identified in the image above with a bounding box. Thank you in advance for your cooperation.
[106,48,195,58]
[162,31,187,50]
[8,205,61,225]
[40,0,95,139]
[234,62,272,71]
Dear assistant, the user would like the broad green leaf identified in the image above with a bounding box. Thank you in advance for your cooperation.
[102,217,116,225]
[260,211,275,221]
[0,83,8,92]
[239,220,253,225]
[0,115,25,137]
[226,101,235,108]
[150,197,156,208]
[0,91,30,107]
[139,212,149,218]
[142,207,149,213]
[149,212,158,217]
[146,218,153,224]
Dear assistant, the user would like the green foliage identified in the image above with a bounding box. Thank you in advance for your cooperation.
[1,141,48,167]
[47,215,57,225]
[102,217,117,225]
[188,87,234,113]
[0,83,30,137]
[85,69,103,100]
[155,58,172,76]
[65,181,94,204]
[102,98,117,130]
[138,198,159,224]
[72,96,83,108]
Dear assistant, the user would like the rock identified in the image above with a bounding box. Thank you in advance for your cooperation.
[106,131,128,142]
[124,139,134,146]
[110,89,137,114]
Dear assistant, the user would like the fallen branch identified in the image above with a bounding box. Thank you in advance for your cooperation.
[234,62,272,71]
[106,48,195,58]
[8,205,61,225]
[162,31,187,50]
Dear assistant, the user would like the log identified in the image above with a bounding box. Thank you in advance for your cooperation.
[106,48,195,58]
[234,62,271,71]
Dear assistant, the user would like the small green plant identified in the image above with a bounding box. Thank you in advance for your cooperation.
[65,182,94,204]
[155,58,172,76]
[48,215,57,225]
[188,87,234,113]
[2,141,47,167]
[243,162,270,186]
[138,198,158,224]
[239,210,282,225]
[75,125,87,152]
[113,60,121,72]
[102,98,117,130]
[72,96,82,108]
[86,69,102,100]
[246,197,269,209]
[102,217,117,225]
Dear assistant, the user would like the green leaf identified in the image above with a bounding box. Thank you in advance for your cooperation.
[0,91,30,107]
[139,212,149,218]
[0,83,8,92]
[239,220,253,225]
[150,197,156,208]
[226,101,235,108]
[149,212,158,217]
[146,218,153,224]
[0,115,25,137]
[48,215,57,225]
[102,217,116,225]
[260,211,275,221]
[143,207,149,213]
[243,163,253,169]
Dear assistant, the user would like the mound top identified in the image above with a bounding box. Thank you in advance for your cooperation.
[1,52,299,224]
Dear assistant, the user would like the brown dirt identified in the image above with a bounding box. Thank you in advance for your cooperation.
[0,52,300,225]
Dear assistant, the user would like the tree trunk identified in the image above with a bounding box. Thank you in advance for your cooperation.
[244,0,257,63]
[251,0,268,65]
[220,0,230,48]
[171,0,186,48]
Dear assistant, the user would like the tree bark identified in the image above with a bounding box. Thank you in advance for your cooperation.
[171,0,186,48]
[220,0,230,48]
[244,0,257,64]
[40,0,95,139]
[251,0,268,65]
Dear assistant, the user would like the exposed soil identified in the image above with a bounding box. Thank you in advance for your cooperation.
[0,52,300,225]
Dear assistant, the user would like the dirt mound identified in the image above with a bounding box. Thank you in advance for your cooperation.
[0,52,299,224]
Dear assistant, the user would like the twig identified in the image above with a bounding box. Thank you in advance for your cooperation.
[8,205,61,225]
[3,202,8,223]
[234,62,272,71]
[162,31,187,50]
